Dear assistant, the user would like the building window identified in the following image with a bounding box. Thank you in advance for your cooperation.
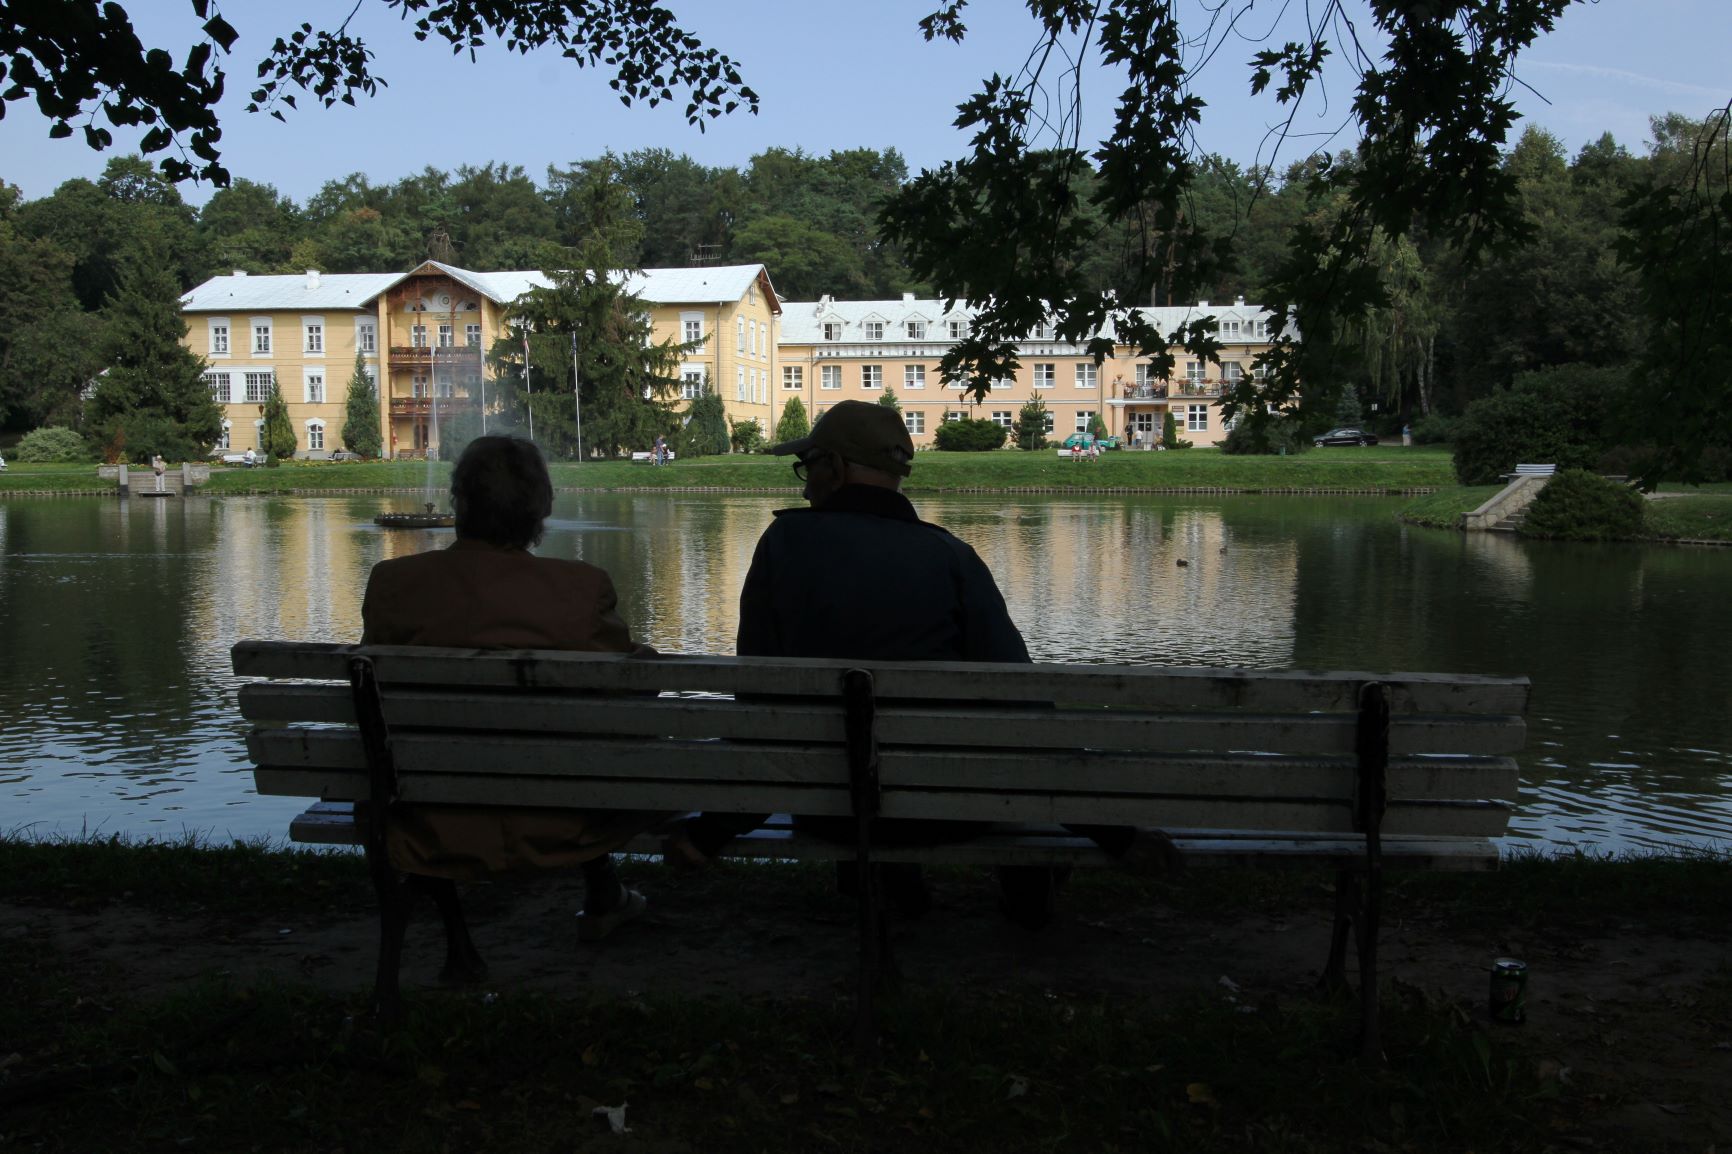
[990,410,1014,428]
[216,421,231,450]
[1135,364,1158,388]
[357,319,377,353]
[821,365,842,390]
[437,324,453,348]
[304,371,325,404]
[1186,361,1206,386]
[1075,410,1096,433]
[1033,363,1055,389]
[306,421,325,451]
[904,364,926,390]
[736,317,745,353]
[864,321,884,340]
[244,370,274,402]
[750,319,759,356]
[906,320,926,339]
[944,410,964,422]
[783,366,803,390]
[905,410,925,435]
[1043,412,1055,434]
[411,374,428,398]
[1031,322,1050,340]
[991,375,1012,390]
[681,368,704,399]
[1254,318,1271,339]
[944,373,966,390]
[1075,363,1098,389]
[1219,320,1241,340]
[1187,404,1209,432]
[202,371,230,402]
[303,319,324,353]
[465,323,481,348]
[682,313,704,344]
[948,319,967,339]
[1222,362,1244,389]
[861,364,883,389]
[209,319,229,356]
[822,321,842,341]
[251,320,271,354]
[411,324,428,348]
[736,366,746,401]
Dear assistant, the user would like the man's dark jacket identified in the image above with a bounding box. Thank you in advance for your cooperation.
[737,484,1029,664]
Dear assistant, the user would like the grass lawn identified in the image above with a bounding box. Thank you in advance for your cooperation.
[1644,492,1732,542]
[0,461,113,493]
[1396,485,1500,528]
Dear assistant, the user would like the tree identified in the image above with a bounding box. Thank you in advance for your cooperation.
[341,353,382,458]
[83,250,220,462]
[1087,413,1109,441]
[774,396,809,444]
[729,417,764,454]
[1451,364,1625,485]
[681,390,729,458]
[259,381,297,463]
[876,386,901,413]
[2,1,759,186]
[1011,395,1049,450]
[497,158,684,458]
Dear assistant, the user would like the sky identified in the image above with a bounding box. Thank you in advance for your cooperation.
[2,0,1728,208]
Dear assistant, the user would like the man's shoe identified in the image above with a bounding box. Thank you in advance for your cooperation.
[576,886,648,942]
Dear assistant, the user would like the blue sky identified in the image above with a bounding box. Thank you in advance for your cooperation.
[2,0,1727,207]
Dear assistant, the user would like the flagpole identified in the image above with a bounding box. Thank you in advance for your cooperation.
[522,330,534,442]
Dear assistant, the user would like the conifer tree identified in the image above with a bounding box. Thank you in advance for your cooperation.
[259,380,297,463]
[774,396,809,444]
[341,353,382,458]
[876,386,901,413]
[1012,395,1050,450]
[681,388,729,457]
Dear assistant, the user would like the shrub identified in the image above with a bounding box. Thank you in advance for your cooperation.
[933,418,1006,451]
[1220,414,1308,455]
[1011,396,1049,451]
[15,426,90,463]
[680,392,729,458]
[1520,469,1645,540]
[1162,411,1179,448]
[729,418,765,454]
[1452,364,1626,484]
[774,397,809,444]
[1410,413,1462,445]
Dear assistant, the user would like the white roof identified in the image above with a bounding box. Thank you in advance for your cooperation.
[181,261,776,313]
[777,296,1278,344]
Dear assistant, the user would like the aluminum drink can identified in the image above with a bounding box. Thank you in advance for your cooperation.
[1489,958,1528,1023]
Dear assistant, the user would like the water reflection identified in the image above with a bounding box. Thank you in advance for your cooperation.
[1,492,1728,853]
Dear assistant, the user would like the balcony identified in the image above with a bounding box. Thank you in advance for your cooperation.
[390,395,478,417]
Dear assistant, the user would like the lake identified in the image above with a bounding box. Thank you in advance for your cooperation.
[2,491,1728,852]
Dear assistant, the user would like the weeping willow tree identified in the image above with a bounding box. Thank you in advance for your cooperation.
[1342,231,1445,418]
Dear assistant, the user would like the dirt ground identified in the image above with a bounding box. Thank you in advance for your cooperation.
[5,866,1728,1151]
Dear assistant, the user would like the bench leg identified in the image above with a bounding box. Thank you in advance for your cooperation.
[853,862,884,1060]
[1357,865,1384,1062]
[408,876,488,986]
[1319,868,1359,996]
[366,846,409,1025]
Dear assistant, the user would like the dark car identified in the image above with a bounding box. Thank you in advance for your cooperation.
[1312,427,1379,447]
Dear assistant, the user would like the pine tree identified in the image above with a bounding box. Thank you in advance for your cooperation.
[1012,395,1050,450]
[84,249,221,462]
[774,396,809,443]
[341,353,382,458]
[1163,411,1179,447]
[876,386,901,413]
[682,389,729,457]
[260,381,297,463]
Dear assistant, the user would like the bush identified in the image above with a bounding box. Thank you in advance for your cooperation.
[680,392,730,458]
[1452,364,1626,484]
[1520,469,1646,540]
[1410,413,1462,445]
[774,397,809,445]
[15,426,90,463]
[1011,396,1049,451]
[729,419,765,454]
[1220,414,1308,455]
[933,418,1006,452]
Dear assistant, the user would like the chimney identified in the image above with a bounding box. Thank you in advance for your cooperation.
[903,292,916,303]
[1198,299,1209,309]
[1234,295,1245,306]
[232,270,248,277]
[306,269,321,290]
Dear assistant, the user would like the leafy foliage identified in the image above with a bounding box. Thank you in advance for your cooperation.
[1520,468,1646,540]
[933,418,1006,452]
[341,354,381,458]
[14,425,90,463]
[1012,395,1049,451]
[1221,414,1307,456]
[774,396,809,444]
[1,0,759,186]
[729,418,764,454]
[1451,364,1626,485]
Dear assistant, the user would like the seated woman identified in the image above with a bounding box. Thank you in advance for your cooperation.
[361,434,659,941]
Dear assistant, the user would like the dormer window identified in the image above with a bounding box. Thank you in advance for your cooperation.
[948,319,968,339]
[1031,322,1050,340]
[906,320,926,339]
[864,321,884,340]
[1220,320,1242,340]
[822,321,842,341]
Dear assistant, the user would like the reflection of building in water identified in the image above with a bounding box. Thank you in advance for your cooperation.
[931,498,1299,668]
[195,499,380,645]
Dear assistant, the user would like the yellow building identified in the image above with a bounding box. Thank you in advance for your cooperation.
[775,294,1282,448]
[179,261,780,458]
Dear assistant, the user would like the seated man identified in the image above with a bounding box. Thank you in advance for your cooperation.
[667,401,1176,927]
[361,434,660,940]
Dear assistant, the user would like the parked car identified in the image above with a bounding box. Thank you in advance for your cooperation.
[1312,427,1379,447]
[1061,434,1095,452]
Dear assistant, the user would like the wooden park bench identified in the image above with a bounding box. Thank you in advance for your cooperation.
[232,641,1529,1059]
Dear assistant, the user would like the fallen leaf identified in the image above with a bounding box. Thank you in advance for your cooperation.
[591,1101,631,1134]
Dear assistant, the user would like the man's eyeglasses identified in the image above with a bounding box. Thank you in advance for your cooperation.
[792,454,823,481]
